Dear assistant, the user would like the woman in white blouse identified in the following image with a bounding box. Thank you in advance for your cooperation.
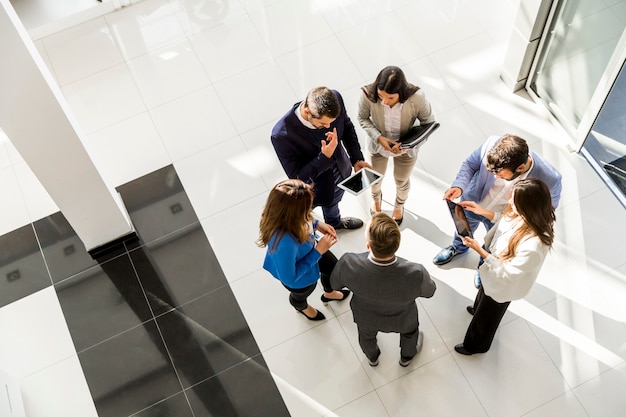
[454,178,556,355]
[358,66,435,225]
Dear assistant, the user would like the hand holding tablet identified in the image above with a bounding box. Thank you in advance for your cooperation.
[446,200,473,238]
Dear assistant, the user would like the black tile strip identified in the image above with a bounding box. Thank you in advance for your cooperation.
[0,223,51,308]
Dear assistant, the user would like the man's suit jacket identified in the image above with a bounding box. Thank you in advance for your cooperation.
[330,252,436,333]
[271,91,364,207]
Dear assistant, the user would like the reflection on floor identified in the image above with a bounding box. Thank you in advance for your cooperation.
[2,165,289,416]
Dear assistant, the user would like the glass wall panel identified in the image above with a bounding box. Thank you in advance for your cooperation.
[530,0,626,133]
[581,61,626,204]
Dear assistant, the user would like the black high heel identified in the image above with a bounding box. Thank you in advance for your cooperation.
[321,289,350,304]
[298,309,325,321]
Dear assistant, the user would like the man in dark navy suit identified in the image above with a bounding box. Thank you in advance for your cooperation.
[271,86,371,230]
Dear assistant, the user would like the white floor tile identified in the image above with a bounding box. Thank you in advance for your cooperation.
[428,32,510,102]
[395,0,485,55]
[454,319,568,417]
[173,137,267,219]
[335,12,426,81]
[573,362,626,417]
[0,287,76,379]
[229,270,330,352]
[169,0,248,35]
[275,36,365,99]
[213,61,298,133]
[105,0,186,60]
[126,39,211,108]
[238,121,288,189]
[200,193,268,282]
[247,0,335,57]
[13,161,58,223]
[522,391,588,417]
[190,15,273,83]
[85,112,171,187]
[0,167,31,236]
[525,297,625,388]
[263,319,375,413]
[41,17,124,86]
[19,355,98,417]
[336,308,449,389]
[417,105,486,185]
[401,57,463,115]
[324,391,389,417]
[377,354,487,417]
[150,85,238,162]
[62,63,146,134]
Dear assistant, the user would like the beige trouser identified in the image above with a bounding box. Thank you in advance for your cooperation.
[370,152,418,208]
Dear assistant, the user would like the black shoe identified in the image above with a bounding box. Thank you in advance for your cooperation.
[298,309,325,321]
[368,348,381,367]
[334,217,363,230]
[466,306,475,316]
[454,344,473,355]
[321,289,350,304]
[399,355,414,367]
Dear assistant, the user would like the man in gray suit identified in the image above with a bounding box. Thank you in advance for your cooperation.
[330,213,436,367]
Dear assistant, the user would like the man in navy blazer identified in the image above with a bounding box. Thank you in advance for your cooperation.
[271,87,371,229]
[433,134,562,270]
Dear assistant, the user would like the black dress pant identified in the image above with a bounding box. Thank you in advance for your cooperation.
[463,286,510,353]
[283,250,337,311]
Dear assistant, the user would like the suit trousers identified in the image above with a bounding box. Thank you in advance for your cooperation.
[315,165,345,228]
[357,325,419,361]
[370,151,417,208]
[463,286,510,353]
[283,250,337,311]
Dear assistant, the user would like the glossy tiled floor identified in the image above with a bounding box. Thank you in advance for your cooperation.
[2,0,626,416]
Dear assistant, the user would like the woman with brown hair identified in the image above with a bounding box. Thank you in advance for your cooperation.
[454,178,556,354]
[358,65,435,224]
[257,179,350,321]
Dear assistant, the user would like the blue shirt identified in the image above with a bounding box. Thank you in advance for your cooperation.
[263,230,322,289]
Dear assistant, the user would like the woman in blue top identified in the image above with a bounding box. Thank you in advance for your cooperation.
[258,179,350,320]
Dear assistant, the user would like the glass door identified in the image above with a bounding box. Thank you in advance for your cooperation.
[529,0,626,147]
[580,61,626,205]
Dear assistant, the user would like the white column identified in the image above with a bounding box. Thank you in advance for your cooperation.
[501,0,554,91]
[0,0,133,250]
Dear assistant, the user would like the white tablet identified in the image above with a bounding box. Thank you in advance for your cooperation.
[337,168,384,196]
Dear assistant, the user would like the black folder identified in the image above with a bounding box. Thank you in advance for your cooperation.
[399,122,440,149]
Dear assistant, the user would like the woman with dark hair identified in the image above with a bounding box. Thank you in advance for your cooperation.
[358,66,435,224]
[454,178,556,354]
[257,179,350,321]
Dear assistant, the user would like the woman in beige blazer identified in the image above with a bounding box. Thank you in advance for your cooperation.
[358,66,435,224]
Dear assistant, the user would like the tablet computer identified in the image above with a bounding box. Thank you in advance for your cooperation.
[446,200,473,238]
[399,122,440,149]
[337,168,384,196]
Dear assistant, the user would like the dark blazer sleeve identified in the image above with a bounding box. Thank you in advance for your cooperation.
[271,107,336,205]
[334,91,364,166]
